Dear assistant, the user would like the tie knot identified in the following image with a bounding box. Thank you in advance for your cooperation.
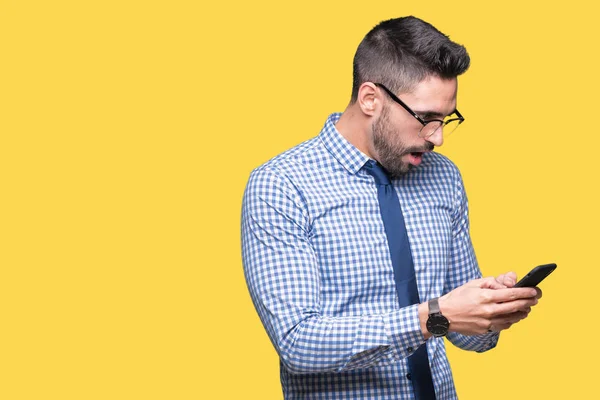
[363,160,391,185]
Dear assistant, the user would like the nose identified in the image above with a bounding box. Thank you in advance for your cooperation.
[425,126,444,147]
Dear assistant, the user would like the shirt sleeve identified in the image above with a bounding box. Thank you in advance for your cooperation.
[241,167,425,374]
[443,169,499,352]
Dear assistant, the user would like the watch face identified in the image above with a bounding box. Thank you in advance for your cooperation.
[426,314,450,337]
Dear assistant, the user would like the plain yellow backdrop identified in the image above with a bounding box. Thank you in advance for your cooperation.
[1,1,598,399]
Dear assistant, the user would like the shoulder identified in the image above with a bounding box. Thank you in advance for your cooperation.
[418,151,463,184]
[423,151,459,172]
[244,137,321,201]
[261,136,321,174]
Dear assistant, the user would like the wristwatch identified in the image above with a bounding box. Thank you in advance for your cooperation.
[426,297,450,337]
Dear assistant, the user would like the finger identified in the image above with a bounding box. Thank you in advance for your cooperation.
[480,276,507,290]
[490,322,513,332]
[493,298,538,315]
[490,313,529,332]
[501,276,513,287]
[494,274,508,288]
[492,310,530,325]
[535,287,543,299]
[487,287,538,303]
[503,272,517,287]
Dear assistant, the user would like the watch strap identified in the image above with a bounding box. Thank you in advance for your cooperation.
[428,297,441,315]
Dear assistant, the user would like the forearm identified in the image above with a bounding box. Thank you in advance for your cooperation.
[443,171,496,352]
[252,296,426,374]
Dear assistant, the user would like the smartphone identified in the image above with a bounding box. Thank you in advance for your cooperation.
[513,263,557,288]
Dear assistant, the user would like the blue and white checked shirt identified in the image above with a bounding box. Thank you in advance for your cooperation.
[241,113,498,399]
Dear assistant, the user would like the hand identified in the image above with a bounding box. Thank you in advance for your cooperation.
[494,271,543,298]
[495,271,517,288]
[487,308,531,332]
[487,271,543,332]
[438,277,539,335]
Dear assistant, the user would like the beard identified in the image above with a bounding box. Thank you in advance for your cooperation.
[372,104,434,178]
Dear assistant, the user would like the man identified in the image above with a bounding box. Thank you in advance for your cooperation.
[241,16,540,399]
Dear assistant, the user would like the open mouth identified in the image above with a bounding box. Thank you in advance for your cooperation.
[408,152,424,166]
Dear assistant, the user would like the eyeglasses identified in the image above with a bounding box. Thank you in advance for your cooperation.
[374,83,465,138]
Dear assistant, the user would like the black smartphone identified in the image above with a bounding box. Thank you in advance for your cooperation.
[513,263,557,288]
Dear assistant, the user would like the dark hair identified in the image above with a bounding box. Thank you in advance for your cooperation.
[351,16,470,102]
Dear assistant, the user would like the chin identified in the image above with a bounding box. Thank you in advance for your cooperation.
[385,163,413,179]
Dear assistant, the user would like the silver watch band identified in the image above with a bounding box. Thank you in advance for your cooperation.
[428,297,441,315]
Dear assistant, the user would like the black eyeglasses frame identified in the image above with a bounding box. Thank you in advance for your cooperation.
[374,82,465,137]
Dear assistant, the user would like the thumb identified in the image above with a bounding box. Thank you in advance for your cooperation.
[479,276,507,290]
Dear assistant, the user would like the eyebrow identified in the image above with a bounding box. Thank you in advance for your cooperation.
[414,110,449,119]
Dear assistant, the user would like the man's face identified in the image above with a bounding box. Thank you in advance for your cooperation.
[371,76,458,178]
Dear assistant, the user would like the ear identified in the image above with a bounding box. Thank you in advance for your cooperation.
[356,82,379,117]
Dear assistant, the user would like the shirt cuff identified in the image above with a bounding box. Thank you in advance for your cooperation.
[382,304,426,360]
[483,331,500,350]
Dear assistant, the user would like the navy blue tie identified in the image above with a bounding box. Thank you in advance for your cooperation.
[363,160,436,400]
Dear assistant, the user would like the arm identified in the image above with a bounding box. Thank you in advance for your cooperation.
[443,171,499,352]
[241,167,425,374]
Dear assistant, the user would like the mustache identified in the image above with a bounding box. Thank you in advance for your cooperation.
[405,142,434,153]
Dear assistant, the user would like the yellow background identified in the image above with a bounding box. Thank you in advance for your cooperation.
[1,1,597,399]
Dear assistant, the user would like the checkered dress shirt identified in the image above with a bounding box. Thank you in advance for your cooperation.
[241,113,498,399]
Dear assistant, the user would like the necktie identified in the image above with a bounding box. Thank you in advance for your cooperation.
[363,160,436,400]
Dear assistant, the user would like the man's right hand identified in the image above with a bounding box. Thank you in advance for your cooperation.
[438,277,539,335]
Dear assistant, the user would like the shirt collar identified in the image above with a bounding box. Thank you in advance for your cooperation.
[319,113,370,175]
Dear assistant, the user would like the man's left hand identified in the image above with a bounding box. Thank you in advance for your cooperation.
[487,271,543,332]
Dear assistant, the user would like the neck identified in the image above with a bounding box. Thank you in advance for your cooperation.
[335,104,374,159]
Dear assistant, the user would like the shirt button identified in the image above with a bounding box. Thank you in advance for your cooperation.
[406,373,412,380]
[406,347,413,353]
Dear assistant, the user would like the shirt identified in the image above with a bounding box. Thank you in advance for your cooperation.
[241,113,499,399]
